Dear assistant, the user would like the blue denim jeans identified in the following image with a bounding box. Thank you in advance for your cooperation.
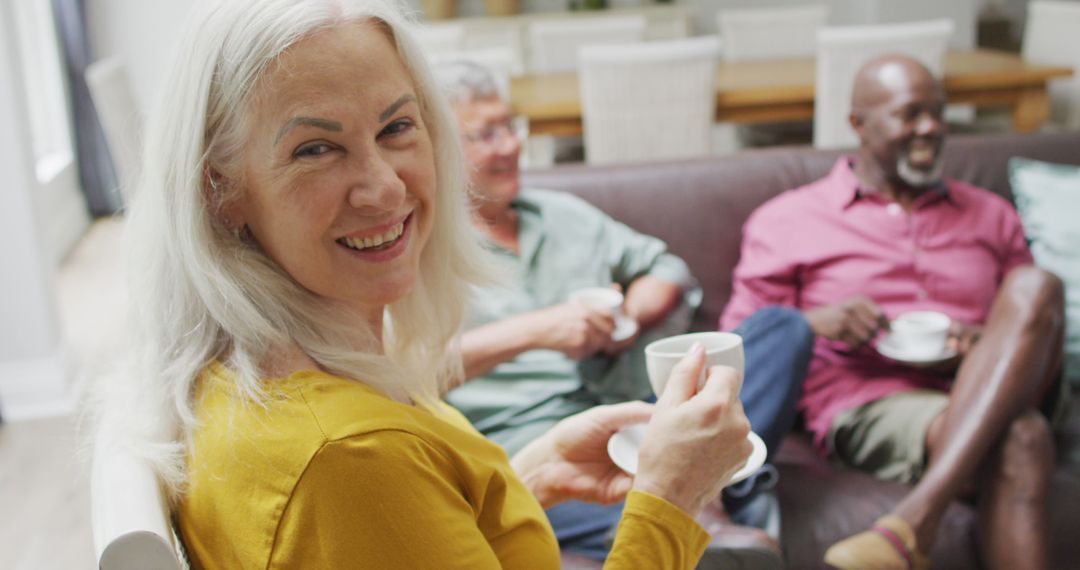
[545,306,814,561]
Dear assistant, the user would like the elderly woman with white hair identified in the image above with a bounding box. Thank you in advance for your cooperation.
[105,0,753,567]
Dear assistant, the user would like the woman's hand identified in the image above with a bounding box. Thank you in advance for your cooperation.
[632,343,753,517]
[511,401,654,508]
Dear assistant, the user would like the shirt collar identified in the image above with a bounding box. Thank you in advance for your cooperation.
[484,192,544,265]
[829,156,955,210]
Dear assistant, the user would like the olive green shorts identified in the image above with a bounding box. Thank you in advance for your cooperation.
[828,378,1072,485]
[828,390,949,485]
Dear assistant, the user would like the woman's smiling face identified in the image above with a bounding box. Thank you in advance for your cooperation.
[230,20,436,320]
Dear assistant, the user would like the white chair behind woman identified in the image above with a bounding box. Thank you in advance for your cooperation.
[814,19,953,149]
[91,433,187,570]
[717,4,829,62]
[413,21,465,54]
[1022,1,1080,130]
[579,36,721,166]
[527,15,646,74]
[461,23,526,76]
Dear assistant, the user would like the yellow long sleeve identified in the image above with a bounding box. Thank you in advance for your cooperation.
[178,365,708,569]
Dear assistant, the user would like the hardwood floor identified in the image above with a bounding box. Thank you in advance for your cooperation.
[0,217,125,570]
[0,416,96,570]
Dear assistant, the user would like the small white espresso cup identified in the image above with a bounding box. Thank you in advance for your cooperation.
[644,332,744,396]
[568,287,634,340]
[890,311,951,358]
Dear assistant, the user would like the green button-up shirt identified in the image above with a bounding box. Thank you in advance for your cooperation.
[445,189,701,455]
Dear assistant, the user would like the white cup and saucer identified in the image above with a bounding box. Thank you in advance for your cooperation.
[606,331,767,484]
[876,310,957,366]
[568,287,639,343]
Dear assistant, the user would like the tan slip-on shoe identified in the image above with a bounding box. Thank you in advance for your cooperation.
[823,515,928,570]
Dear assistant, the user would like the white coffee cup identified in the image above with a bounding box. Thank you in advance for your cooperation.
[889,311,951,358]
[568,287,636,341]
[644,332,744,396]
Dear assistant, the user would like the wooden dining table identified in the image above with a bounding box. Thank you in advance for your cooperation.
[510,48,1074,137]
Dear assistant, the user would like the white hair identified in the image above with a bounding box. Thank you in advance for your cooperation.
[101,0,495,497]
[433,59,502,105]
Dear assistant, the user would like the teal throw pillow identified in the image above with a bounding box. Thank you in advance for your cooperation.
[1009,157,1080,387]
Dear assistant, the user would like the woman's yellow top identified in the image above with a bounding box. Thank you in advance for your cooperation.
[177,364,709,569]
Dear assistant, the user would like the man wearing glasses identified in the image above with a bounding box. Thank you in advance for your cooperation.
[437,61,813,569]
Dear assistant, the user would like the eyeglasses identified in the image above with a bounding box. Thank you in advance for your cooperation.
[462,117,527,146]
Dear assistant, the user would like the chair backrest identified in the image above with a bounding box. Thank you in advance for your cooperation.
[579,36,721,166]
[527,15,646,74]
[717,4,829,62]
[92,435,187,570]
[1022,1,1080,129]
[814,19,953,149]
[85,57,142,202]
[428,47,517,101]
[461,23,526,77]
[841,0,976,49]
[413,21,466,54]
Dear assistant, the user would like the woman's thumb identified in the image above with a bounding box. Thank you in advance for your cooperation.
[657,342,705,409]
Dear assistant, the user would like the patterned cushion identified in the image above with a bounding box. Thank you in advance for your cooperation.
[1010,158,1080,386]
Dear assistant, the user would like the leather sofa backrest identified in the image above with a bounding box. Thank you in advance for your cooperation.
[522,131,1080,331]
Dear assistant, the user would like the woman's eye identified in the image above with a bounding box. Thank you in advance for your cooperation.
[293,143,334,158]
[380,118,415,138]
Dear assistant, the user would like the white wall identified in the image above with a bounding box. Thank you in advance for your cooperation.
[0,1,78,420]
[85,0,193,115]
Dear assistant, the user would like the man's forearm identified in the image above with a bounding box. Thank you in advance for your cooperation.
[460,314,540,380]
[624,276,683,330]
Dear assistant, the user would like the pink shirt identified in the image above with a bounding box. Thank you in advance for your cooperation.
[720,158,1033,452]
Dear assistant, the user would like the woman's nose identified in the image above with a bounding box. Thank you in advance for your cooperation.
[347,151,406,212]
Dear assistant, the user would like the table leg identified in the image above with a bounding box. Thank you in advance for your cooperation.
[1012,87,1052,133]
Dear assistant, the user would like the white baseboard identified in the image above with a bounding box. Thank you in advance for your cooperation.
[0,346,75,421]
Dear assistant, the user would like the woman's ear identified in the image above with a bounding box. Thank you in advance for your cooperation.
[202,164,244,230]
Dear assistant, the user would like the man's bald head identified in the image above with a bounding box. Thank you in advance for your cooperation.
[851,55,940,118]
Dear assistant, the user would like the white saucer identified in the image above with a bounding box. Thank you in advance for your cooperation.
[607,424,767,485]
[611,318,639,343]
[876,334,958,365]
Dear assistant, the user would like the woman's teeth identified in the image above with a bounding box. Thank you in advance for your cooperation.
[340,221,404,251]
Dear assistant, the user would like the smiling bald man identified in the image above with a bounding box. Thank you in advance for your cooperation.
[722,54,1067,570]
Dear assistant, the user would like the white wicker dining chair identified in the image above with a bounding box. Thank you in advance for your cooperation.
[814,19,953,149]
[413,21,465,54]
[527,15,646,75]
[579,35,721,166]
[460,23,526,77]
[1022,1,1080,130]
[717,4,829,63]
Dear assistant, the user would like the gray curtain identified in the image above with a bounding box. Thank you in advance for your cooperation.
[52,0,122,216]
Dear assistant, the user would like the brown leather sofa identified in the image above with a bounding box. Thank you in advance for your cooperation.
[522,131,1080,569]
